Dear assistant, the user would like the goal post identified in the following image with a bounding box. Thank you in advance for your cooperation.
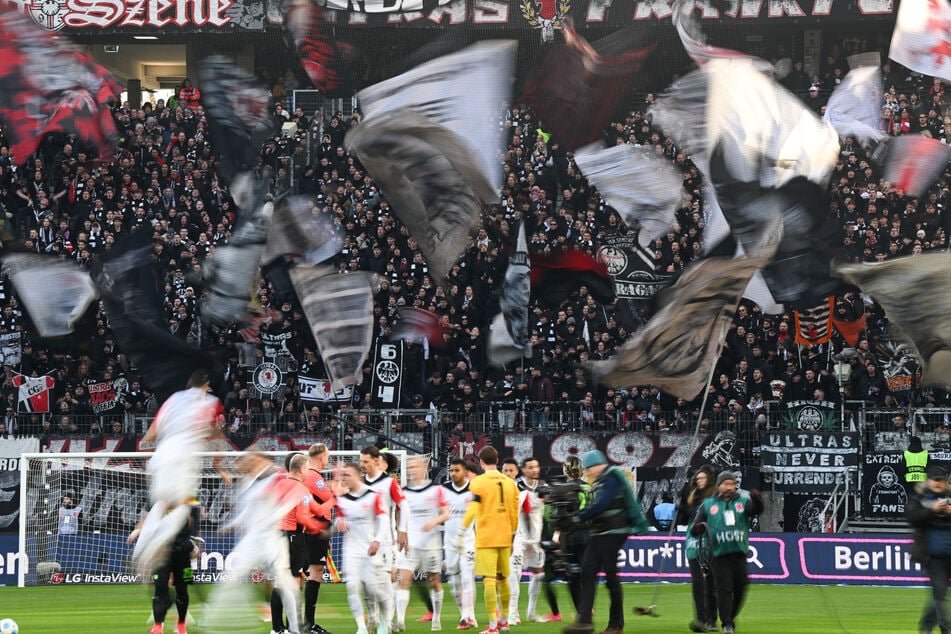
[18,449,408,587]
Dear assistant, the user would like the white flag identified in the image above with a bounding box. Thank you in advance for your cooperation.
[357,40,516,196]
[889,0,951,84]
[824,66,886,144]
[4,254,97,337]
[574,143,681,249]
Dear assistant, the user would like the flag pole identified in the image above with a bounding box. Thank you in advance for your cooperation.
[635,317,731,618]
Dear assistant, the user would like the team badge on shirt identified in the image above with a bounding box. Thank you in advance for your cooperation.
[710,505,719,515]
[736,503,744,512]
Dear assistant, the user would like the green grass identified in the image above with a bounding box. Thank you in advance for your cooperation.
[0,582,927,633]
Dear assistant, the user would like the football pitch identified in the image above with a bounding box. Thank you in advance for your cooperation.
[0,582,928,633]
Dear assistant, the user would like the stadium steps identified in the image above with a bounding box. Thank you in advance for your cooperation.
[843,518,913,534]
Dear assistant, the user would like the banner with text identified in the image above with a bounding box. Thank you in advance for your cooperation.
[7,0,896,34]
[760,432,861,493]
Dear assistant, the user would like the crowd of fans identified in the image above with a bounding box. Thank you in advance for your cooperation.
[0,35,949,447]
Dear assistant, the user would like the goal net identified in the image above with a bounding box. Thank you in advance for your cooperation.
[17,449,408,587]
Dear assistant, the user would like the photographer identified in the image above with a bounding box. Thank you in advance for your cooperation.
[564,451,648,634]
[907,464,951,634]
[691,471,763,634]
[542,455,589,618]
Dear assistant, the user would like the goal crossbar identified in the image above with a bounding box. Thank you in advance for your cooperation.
[18,450,409,587]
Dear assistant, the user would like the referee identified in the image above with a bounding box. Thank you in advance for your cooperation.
[303,443,337,634]
[273,453,329,634]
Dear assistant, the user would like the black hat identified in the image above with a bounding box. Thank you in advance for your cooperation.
[928,465,949,480]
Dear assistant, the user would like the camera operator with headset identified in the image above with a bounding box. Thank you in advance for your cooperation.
[538,455,590,620]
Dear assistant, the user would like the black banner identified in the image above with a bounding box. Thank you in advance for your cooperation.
[760,432,860,493]
[11,0,896,35]
[370,340,404,408]
[863,452,906,518]
[599,234,673,313]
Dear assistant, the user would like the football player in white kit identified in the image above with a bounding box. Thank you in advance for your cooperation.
[504,457,547,624]
[443,459,478,630]
[395,455,450,632]
[134,370,225,574]
[202,452,308,634]
[361,446,408,630]
[336,462,393,634]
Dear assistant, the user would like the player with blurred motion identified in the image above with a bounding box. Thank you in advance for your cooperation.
[455,447,519,634]
[395,456,450,632]
[361,446,408,630]
[202,453,307,634]
[507,457,546,624]
[303,443,338,634]
[336,462,393,634]
[134,370,225,574]
[271,453,330,634]
[443,459,478,630]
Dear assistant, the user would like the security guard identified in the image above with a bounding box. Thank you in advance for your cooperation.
[905,436,929,498]
[691,472,763,634]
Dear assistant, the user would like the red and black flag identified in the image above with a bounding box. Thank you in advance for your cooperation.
[521,21,654,151]
[288,0,363,97]
[794,297,835,346]
[0,8,122,163]
[530,251,616,306]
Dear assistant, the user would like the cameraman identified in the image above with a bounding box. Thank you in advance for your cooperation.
[564,451,648,634]
[546,455,589,616]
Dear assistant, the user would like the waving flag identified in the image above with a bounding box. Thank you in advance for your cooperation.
[290,266,374,390]
[346,111,491,283]
[0,8,122,163]
[588,214,782,399]
[199,172,273,325]
[823,66,886,144]
[531,251,616,306]
[287,0,365,97]
[521,23,653,151]
[392,307,449,350]
[573,143,681,248]
[672,0,775,73]
[357,40,515,194]
[882,135,951,197]
[489,222,532,366]
[3,254,97,337]
[263,196,341,266]
[651,57,841,306]
[196,53,274,183]
[890,0,951,84]
[837,254,951,387]
[92,228,221,402]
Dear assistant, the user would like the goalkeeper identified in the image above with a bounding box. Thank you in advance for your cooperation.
[455,446,519,634]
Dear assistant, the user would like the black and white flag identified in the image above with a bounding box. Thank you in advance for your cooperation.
[346,111,491,284]
[589,212,782,399]
[291,266,374,390]
[356,40,515,195]
[488,221,532,366]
